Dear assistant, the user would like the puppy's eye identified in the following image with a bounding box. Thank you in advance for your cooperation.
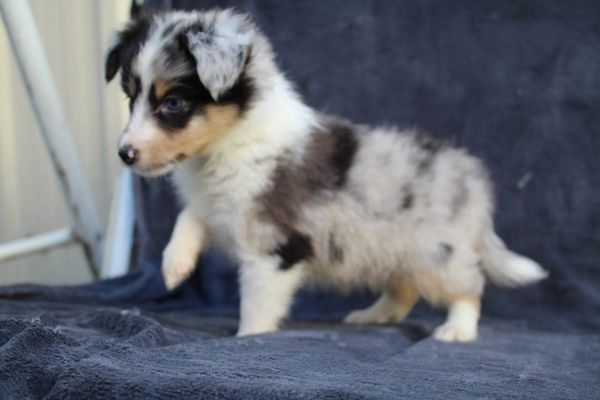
[161,97,185,113]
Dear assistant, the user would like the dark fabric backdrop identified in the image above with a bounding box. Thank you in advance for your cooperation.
[130,0,600,330]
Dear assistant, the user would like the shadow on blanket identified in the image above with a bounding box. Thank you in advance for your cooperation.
[1,1,599,399]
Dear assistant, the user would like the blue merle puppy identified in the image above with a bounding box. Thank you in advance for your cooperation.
[106,9,547,341]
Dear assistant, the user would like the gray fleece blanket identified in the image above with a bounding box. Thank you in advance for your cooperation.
[1,299,598,399]
[1,0,599,398]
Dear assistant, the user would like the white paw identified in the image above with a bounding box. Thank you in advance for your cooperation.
[236,324,279,337]
[433,322,477,342]
[344,309,393,325]
[161,247,197,290]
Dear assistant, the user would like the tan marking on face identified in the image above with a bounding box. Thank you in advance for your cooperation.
[133,104,241,173]
[154,80,169,101]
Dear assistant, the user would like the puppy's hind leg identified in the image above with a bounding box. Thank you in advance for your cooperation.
[344,280,419,325]
[237,257,305,336]
[433,296,480,342]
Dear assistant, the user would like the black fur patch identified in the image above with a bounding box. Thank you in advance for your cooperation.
[160,21,179,39]
[105,47,122,82]
[400,184,414,210]
[218,70,254,113]
[122,75,141,110]
[105,16,151,82]
[129,0,145,19]
[415,133,443,175]
[257,117,359,234]
[330,123,359,187]
[437,243,454,263]
[275,231,314,270]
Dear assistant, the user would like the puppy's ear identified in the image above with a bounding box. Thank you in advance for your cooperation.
[105,33,122,82]
[105,16,151,83]
[183,27,252,101]
[130,0,145,19]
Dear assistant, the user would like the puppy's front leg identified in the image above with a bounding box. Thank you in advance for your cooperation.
[162,208,207,290]
[237,257,305,336]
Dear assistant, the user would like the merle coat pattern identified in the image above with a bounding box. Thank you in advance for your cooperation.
[106,9,546,341]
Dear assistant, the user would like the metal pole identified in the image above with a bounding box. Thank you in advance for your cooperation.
[0,0,103,278]
[101,169,134,278]
[0,228,74,263]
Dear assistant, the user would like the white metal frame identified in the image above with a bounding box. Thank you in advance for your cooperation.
[101,169,135,279]
[0,228,74,264]
[0,0,135,279]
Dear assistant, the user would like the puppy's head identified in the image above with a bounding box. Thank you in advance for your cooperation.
[106,10,255,176]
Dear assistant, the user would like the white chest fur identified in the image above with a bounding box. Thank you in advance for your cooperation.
[173,152,273,253]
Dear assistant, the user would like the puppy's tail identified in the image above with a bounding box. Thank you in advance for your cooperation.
[480,231,548,287]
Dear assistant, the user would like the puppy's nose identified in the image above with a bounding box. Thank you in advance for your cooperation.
[118,145,138,165]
